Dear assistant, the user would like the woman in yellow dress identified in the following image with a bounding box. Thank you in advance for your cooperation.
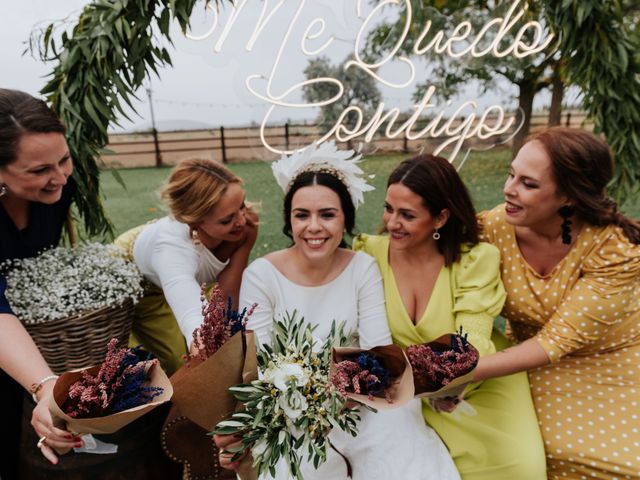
[354,154,546,480]
[475,127,640,479]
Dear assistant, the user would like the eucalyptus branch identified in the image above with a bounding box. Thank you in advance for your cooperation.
[545,1,640,201]
[33,0,225,237]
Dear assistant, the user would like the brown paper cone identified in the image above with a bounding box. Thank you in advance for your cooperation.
[162,332,257,479]
[330,344,414,410]
[170,331,247,431]
[413,369,476,399]
[49,360,173,437]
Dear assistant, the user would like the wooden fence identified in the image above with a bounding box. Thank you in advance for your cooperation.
[103,110,588,168]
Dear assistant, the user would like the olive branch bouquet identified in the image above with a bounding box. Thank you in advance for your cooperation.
[214,312,360,480]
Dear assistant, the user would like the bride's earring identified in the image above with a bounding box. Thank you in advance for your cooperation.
[432,228,440,241]
[0,183,7,197]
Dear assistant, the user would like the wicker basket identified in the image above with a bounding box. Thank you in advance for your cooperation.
[25,299,135,375]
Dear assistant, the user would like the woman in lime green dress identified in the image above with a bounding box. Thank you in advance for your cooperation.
[354,154,546,480]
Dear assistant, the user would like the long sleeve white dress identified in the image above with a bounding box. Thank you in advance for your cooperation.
[240,252,460,480]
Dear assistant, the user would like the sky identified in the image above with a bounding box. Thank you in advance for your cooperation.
[1,0,561,133]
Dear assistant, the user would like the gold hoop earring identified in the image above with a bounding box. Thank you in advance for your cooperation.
[432,228,440,241]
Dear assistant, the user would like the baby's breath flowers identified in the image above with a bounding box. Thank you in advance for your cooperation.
[1,243,143,324]
[214,312,360,480]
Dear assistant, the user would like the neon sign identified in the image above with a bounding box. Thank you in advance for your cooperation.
[186,0,554,162]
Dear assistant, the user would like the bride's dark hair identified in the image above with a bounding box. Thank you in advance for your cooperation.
[282,170,355,248]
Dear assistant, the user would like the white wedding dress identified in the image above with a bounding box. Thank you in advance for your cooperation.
[240,253,460,480]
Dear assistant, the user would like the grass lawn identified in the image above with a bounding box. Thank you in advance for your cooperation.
[99,148,640,259]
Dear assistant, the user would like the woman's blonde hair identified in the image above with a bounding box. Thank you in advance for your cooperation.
[160,158,241,232]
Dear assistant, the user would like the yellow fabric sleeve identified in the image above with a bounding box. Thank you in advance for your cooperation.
[451,243,506,357]
[535,227,640,362]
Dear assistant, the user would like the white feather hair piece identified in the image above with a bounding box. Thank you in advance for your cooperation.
[271,141,374,209]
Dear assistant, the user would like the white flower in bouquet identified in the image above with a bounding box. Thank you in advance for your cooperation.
[214,312,360,480]
[1,243,144,324]
[264,362,310,392]
[278,390,309,421]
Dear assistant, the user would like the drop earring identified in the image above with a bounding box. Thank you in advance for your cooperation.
[558,205,574,245]
[0,183,7,197]
[432,228,440,241]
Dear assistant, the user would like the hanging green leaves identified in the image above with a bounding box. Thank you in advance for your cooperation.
[33,0,224,237]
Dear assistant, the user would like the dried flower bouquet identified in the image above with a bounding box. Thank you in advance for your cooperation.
[215,313,360,480]
[49,339,172,444]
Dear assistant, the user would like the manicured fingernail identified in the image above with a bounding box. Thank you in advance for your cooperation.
[75,442,82,448]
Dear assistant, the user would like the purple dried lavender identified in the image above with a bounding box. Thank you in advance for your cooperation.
[64,339,164,418]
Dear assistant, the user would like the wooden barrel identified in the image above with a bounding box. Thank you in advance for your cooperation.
[19,396,182,480]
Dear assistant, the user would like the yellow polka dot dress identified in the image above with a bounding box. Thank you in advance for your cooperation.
[480,205,640,480]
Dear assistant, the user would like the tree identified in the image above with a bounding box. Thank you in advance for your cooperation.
[368,0,558,157]
[32,0,227,237]
[302,55,382,146]
[368,0,640,200]
[544,0,640,201]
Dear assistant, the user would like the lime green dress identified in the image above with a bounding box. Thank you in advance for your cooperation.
[354,234,546,480]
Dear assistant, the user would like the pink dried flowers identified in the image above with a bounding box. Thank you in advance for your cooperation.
[190,285,256,362]
[332,352,392,401]
[64,339,163,418]
[406,330,479,394]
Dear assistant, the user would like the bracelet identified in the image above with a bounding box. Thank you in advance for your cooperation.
[30,375,59,403]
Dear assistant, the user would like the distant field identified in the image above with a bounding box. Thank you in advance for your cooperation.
[99,148,639,259]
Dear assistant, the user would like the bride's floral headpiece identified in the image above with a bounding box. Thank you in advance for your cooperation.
[271,141,374,209]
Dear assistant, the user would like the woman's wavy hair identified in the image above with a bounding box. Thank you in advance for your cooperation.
[160,158,241,235]
[387,154,479,266]
[529,127,640,244]
[0,89,65,168]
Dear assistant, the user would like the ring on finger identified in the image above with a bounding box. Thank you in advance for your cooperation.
[37,436,47,449]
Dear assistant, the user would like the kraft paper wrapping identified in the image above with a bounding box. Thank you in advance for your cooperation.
[49,359,173,438]
[162,331,258,480]
[411,334,479,400]
[330,344,414,410]
[170,331,253,431]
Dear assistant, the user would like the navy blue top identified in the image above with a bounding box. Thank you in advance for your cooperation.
[0,179,74,262]
[0,181,74,479]
[0,275,13,316]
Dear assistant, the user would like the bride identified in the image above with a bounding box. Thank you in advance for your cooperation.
[216,142,460,480]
